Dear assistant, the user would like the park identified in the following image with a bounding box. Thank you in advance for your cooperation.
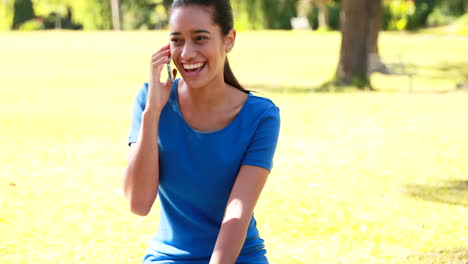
[1,0,467,263]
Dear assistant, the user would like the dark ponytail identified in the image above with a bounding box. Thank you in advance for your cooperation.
[171,0,248,93]
[224,58,247,93]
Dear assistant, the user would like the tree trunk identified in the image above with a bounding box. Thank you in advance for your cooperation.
[110,0,120,30]
[317,1,329,30]
[335,0,378,89]
[312,0,330,30]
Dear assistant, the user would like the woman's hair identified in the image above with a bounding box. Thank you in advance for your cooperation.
[171,0,248,93]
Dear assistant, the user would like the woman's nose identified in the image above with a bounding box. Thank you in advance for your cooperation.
[181,42,196,60]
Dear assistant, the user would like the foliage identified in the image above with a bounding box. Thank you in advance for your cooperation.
[261,0,297,29]
[17,17,44,30]
[307,1,340,30]
[119,0,159,30]
[0,0,14,30]
[383,0,466,31]
[232,0,298,30]
[425,0,468,28]
[32,0,70,17]
[437,0,467,16]
[12,0,35,29]
[404,0,436,30]
[383,0,416,30]
[232,0,265,30]
[427,5,458,26]
[69,0,112,30]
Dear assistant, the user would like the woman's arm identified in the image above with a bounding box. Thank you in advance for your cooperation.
[209,165,269,264]
[123,44,174,216]
[123,111,161,216]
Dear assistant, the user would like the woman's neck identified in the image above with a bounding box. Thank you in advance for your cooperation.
[179,75,232,112]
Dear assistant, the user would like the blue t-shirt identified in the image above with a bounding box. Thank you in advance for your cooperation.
[128,79,280,263]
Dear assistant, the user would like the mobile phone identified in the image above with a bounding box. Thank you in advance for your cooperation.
[166,56,174,83]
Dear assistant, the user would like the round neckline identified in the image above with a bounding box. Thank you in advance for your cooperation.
[173,79,251,135]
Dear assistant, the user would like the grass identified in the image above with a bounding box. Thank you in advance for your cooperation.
[0,30,467,264]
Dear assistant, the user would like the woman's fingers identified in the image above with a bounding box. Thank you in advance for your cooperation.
[151,49,170,63]
[146,44,173,112]
[151,56,169,69]
[150,56,170,80]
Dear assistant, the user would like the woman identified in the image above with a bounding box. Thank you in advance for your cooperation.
[124,0,280,263]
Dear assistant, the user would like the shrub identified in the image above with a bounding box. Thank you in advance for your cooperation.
[18,18,45,30]
[384,0,416,30]
[307,1,340,31]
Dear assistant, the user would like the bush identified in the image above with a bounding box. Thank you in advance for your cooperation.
[42,9,83,30]
[18,18,45,30]
[307,2,340,31]
[262,0,297,29]
[427,6,457,26]
[13,0,35,29]
[406,0,437,30]
[383,0,439,30]
[383,0,415,30]
[120,1,158,30]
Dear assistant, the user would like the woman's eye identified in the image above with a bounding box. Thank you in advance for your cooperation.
[195,36,208,42]
[171,38,182,44]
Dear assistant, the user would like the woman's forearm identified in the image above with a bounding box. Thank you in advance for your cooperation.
[210,165,270,263]
[123,110,161,216]
[209,215,251,264]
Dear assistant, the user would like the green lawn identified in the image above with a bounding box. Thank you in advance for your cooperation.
[0,31,467,264]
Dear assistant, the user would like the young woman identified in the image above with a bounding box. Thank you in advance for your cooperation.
[124,0,280,263]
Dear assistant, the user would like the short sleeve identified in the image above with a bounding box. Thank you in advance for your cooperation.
[241,106,280,172]
[128,84,148,146]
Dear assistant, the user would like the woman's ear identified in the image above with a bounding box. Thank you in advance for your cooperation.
[225,29,236,53]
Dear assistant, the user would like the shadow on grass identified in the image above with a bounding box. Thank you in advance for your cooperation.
[245,83,370,94]
[404,61,468,81]
[245,60,468,94]
[430,61,468,79]
[407,249,468,264]
[404,180,468,207]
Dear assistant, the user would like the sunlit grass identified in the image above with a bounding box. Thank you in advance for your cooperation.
[0,31,467,263]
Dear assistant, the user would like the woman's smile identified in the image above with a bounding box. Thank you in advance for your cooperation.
[182,62,207,76]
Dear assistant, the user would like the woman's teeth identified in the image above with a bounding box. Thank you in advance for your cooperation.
[184,62,205,71]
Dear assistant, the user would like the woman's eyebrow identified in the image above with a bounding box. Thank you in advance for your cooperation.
[170,30,211,35]
[192,30,211,34]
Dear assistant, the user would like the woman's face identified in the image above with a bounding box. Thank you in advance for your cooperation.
[169,5,234,88]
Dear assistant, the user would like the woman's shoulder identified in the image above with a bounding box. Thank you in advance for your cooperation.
[134,82,149,103]
[245,92,280,117]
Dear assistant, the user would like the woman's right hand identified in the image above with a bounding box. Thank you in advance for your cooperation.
[146,44,177,114]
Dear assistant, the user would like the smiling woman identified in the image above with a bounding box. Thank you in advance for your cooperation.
[122,0,281,264]
[169,1,244,92]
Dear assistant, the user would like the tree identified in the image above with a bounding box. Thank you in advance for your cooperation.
[110,0,120,30]
[69,0,112,30]
[261,0,297,29]
[312,0,331,30]
[12,0,35,29]
[334,0,380,89]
